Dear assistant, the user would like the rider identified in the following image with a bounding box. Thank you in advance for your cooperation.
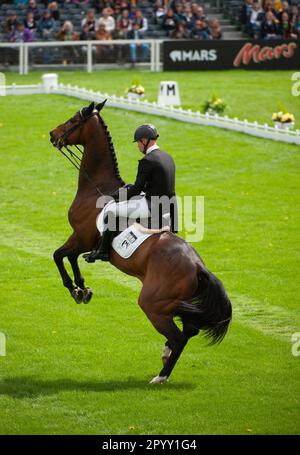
[85,123,178,262]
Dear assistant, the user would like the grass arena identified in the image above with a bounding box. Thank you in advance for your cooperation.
[0,69,299,435]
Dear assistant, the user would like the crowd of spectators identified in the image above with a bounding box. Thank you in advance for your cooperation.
[0,0,223,44]
[240,0,300,39]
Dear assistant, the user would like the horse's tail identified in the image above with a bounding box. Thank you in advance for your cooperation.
[175,269,232,346]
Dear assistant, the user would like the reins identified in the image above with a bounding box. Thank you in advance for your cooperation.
[55,111,104,196]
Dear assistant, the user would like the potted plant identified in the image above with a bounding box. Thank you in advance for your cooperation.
[272,111,295,130]
[126,83,145,100]
[202,94,227,116]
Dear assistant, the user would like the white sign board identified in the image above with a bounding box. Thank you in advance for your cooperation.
[0,73,6,96]
[158,81,181,106]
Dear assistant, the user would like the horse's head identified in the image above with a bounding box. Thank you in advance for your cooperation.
[49,100,107,149]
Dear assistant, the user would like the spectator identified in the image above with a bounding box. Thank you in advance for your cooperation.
[57,20,78,41]
[97,7,116,34]
[116,9,131,38]
[135,9,147,34]
[24,11,37,32]
[8,21,33,41]
[48,2,60,22]
[38,9,56,40]
[127,21,149,67]
[80,22,96,40]
[182,3,194,31]
[95,23,112,61]
[4,11,18,33]
[81,9,97,34]
[248,0,264,38]
[210,17,222,40]
[191,18,211,40]
[279,11,297,38]
[27,0,40,20]
[170,20,190,39]
[154,0,166,24]
[240,0,253,31]
[260,10,279,39]
[162,8,177,36]
[174,3,185,22]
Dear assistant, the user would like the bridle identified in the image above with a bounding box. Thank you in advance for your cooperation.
[52,110,104,196]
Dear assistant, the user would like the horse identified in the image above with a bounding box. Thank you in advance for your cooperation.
[50,101,232,384]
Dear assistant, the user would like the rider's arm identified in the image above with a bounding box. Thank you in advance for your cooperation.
[126,159,152,199]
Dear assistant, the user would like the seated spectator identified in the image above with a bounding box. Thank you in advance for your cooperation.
[170,20,190,39]
[276,0,290,20]
[248,0,264,38]
[5,11,18,33]
[95,23,113,61]
[127,21,149,67]
[135,9,147,35]
[174,3,185,22]
[191,18,211,40]
[57,20,78,41]
[24,11,37,32]
[154,0,166,24]
[80,22,96,40]
[116,9,132,38]
[260,10,279,39]
[279,11,298,38]
[81,9,97,34]
[162,8,177,37]
[97,7,116,34]
[38,9,56,40]
[182,3,194,31]
[27,0,40,20]
[8,20,33,41]
[48,1,60,22]
[210,18,222,40]
[128,4,137,21]
[240,0,253,31]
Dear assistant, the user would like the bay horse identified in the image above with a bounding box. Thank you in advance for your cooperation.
[50,101,232,384]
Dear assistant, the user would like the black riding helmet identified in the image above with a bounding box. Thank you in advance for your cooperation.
[133,124,159,142]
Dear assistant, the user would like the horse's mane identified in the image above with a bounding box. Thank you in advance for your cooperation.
[98,114,125,186]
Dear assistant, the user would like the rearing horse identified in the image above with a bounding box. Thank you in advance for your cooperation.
[50,101,232,384]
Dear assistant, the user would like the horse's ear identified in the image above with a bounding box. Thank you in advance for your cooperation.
[95,99,107,112]
[86,102,95,114]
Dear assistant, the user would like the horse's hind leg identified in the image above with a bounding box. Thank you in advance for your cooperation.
[68,254,93,304]
[146,313,188,384]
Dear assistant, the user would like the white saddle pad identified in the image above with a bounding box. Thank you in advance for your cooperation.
[112,224,152,259]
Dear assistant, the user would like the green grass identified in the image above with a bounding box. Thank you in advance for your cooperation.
[0,69,300,435]
[3,69,300,127]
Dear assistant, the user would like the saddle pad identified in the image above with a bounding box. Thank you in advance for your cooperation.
[112,224,152,259]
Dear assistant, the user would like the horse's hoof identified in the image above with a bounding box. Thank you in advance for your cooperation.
[149,375,168,385]
[83,287,93,304]
[71,287,84,304]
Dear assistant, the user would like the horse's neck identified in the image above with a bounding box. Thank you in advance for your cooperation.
[78,122,123,194]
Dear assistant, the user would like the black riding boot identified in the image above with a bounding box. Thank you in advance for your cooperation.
[84,229,114,263]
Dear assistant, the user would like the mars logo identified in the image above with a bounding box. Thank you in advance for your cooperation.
[170,49,217,62]
[234,42,298,67]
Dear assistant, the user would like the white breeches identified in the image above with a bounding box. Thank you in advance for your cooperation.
[96,196,150,234]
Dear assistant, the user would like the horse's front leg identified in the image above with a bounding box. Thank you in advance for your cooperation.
[68,254,93,304]
[53,235,85,304]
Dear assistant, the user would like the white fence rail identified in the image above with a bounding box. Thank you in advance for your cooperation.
[2,82,300,146]
[0,40,162,74]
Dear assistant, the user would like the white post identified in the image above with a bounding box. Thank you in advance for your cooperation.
[87,42,92,73]
[150,40,155,72]
[24,44,29,75]
[155,40,161,72]
[19,44,23,75]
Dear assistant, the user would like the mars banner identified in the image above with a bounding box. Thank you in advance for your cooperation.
[163,40,300,71]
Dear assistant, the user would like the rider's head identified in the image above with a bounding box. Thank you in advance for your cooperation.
[133,124,159,154]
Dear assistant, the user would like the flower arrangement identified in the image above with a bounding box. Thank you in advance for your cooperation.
[272,103,295,129]
[126,82,145,99]
[202,94,227,115]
